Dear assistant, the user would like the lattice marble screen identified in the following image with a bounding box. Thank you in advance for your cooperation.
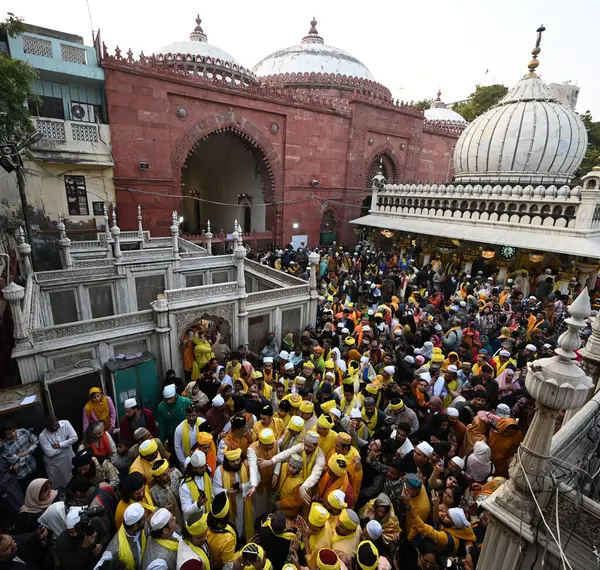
[37,120,66,141]
[71,123,98,142]
[23,35,52,57]
[51,350,94,370]
[60,43,87,64]
[113,339,148,356]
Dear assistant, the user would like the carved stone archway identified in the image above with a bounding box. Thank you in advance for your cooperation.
[364,145,401,186]
[172,112,284,241]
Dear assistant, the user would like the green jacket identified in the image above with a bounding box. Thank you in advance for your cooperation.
[157,395,192,441]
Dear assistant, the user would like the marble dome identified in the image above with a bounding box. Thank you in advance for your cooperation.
[156,16,255,80]
[453,29,587,185]
[424,106,467,124]
[253,18,389,97]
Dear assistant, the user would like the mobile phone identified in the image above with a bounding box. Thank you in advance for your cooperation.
[232,482,240,491]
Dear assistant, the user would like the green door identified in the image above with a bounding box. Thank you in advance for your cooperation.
[113,367,139,422]
[136,360,160,416]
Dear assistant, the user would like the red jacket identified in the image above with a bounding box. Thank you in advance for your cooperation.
[119,409,159,444]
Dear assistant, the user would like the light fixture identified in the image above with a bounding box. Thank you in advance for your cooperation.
[381,229,393,238]
[292,222,299,229]
[179,216,184,224]
[481,249,496,259]
[529,252,544,263]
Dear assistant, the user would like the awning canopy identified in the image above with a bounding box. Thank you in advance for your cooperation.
[351,213,600,259]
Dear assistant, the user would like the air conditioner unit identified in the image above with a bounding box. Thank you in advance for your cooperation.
[71,102,95,123]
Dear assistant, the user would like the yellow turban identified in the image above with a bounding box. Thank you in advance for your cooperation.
[316,549,340,570]
[139,439,158,457]
[197,432,213,446]
[324,360,335,370]
[365,383,378,395]
[357,541,379,570]
[337,432,352,446]
[327,490,347,510]
[328,454,347,477]
[303,361,315,370]
[390,399,404,411]
[288,416,305,432]
[339,509,358,531]
[344,337,356,346]
[224,447,242,461]
[151,459,169,477]
[342,376,355,386]
[300,401,314,414]
[186,513,208,536]
[211,492,230,518]
[251,371,263,380]
[317,414,333,429]
[282,565,299,570]
[288,394,302,408]
[308,503,330,528]
[259,428,275,445]
[320,400,337,414]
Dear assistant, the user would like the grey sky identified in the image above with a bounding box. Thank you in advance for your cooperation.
[7,0,599,116]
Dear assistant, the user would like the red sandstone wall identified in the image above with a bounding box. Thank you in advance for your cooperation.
[103,65,457,247]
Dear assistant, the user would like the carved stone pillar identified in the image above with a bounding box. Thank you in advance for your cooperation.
[152,294,171,377]
[233,221,248,346]
[2,282,28,341]
[171,211,180,260]
[104,204,112,257]
[111,224,122,259]
[137,205,144,240]
[57,218,73,269]
[308,250,319,324]
[479,288,593,569]
[15,227,32,277]
[205,220,213,255]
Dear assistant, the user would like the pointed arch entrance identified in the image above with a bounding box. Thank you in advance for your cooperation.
[171,113,284,240]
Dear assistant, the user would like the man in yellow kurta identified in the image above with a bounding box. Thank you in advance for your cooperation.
[315,415,338,457]
[275,453,304,519]
[253,404,285,441]
[278,415,306,451]
[206,491,236,569]
[130,438,164,483]
[330,508,361,561]
[328,432,363,500]
[296,502,332,569]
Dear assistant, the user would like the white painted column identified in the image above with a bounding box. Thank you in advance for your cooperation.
[58,218,73,269]
[15,227,32,277]
[2,282,28,340]
[137,205,144,241]
[171,211,180,260]
[233,221,248,346]
[308,250,319,324]
[153,294,172,378]
[205,220,213,255]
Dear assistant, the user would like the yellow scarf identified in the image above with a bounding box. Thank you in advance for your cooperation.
[261,383,273,400]
[155,537,179,552]
[361,408,378,436]
[302,450,318,481]
[340,396,357,416]
[186,540,212,570]
[84,391,110,428]
[221,464,254,540]
[331,527,358,545]
[117,526,146,570]
[182,418,202,458]
[185,473,213,511]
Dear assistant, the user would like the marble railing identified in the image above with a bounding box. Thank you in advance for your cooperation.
[247,284,310,305]
[245,259,308,286]
[35,265,116,282]
[165,282,238,304]
[30,310,155,343]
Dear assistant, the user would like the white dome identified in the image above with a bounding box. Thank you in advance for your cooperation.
[155,16,254,79]
[424,107,467,124]
[253,19,375,83]
[453,74,587,185]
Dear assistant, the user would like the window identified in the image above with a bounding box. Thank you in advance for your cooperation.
[49,290,79,325]
[88,284,114,318]
[92,202,105,216]
[135,274,165,310]
[212,271,229,284]
[28,96,65,119]
[185,273,204,288]
[65,176,89,216]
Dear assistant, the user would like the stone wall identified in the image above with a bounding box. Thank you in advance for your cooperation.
[104,61,457,247]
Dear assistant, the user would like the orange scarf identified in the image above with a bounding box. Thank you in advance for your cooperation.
[317,472,350,502]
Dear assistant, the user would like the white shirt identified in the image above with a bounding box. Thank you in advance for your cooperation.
[174,420,200,466]
[179,475,208,521]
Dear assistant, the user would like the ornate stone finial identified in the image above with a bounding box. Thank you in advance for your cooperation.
[111,204,117,228]
[302,16,324,44]
[15,226,25,245]
[232,219,240,242]
[137,205,142,220]
[436,89,442,101]
[58,216,67,239]
[190,14,208,43]
[171,210,179,226]
[555,286,591,359]
[137,205,144,238]
[206,219,211,234]
[526,24,546,77]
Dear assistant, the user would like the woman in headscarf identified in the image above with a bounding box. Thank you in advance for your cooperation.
[80,421,118,464]
[282,333,294,354]
[331,347,347,374]
[489,418,523,478]
[496,368,517,399]
[214,365,233,389]
[464,441,494,484]
[184,380,209,410]
[83,387,116,433]
[421,341,434,361]
[191,328,218,380]
[15,478,58,533]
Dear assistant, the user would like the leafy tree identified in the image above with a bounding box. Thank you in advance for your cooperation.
[411,98,433,111]
[577,111,600,176]
[0,13,38,143]
[452,84,508,122]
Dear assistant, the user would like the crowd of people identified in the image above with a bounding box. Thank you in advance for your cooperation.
[0,243,591,570]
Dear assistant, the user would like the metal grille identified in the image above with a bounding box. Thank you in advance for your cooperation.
[22,35,52,57]
[52,350,94,370]
[113,339,148,356]
[60,43,87,64]
[71,123,98,142]
[37,119,66,141]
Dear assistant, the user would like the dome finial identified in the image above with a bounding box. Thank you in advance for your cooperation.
[436,89,442,101]
[190,14,208,43]
[302,16,324,44]
[526,24,546,77]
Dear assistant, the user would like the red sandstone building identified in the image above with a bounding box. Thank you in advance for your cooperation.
[101,16,463,247]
